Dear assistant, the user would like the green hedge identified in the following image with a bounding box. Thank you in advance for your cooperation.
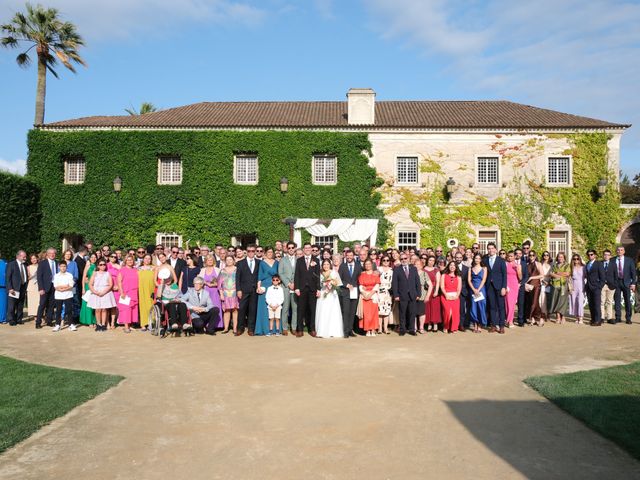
[27,130,386,248]
[0,171,41,256]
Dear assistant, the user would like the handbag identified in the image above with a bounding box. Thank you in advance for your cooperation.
[524,283,534,292]
[355,297,363,319]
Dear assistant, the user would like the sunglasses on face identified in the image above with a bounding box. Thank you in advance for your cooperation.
[98,263,106,267]
[109,255,117,258]
[137,250,145,254]
[256,250,264,253]
[382,259,390,262]
[247,249,255,253]
[529,254,536,257]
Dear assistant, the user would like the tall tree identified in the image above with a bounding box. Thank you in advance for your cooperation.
[1,3,86,125]
[125,102,158,115]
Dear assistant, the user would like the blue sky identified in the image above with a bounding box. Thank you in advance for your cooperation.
[1,0,639,175]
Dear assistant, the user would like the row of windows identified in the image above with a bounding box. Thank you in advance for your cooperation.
[396,156,572,186]
[63,155,338,186]
[396,229,570,258]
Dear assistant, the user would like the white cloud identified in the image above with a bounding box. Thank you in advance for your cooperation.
[314,0,335,19]
[364,0,640,149]
[1,0,268,41]
[0,158,27,175]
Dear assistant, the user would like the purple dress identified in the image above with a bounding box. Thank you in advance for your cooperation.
[202,267,223,328]
[569,266,585,317]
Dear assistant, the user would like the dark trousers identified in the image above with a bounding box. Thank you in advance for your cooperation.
[340,292,358,334]
[237,290,258,333]
[55,298,74,325]
[459,294,469,329]
[486,285,505,328]
[586,286,602,324]
[398,298,416,333]
[517,286,526,325]
[7,283,27,325]
[297,288,317,333]
[191,309,217,334]
[613,282,632,322]
[36,289,56,327]
[166,302,188,326]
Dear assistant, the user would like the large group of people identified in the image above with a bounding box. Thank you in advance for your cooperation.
[0,239,638,337]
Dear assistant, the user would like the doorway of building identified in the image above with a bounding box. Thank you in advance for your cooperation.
[619,221,640,262]
[231,234,258,248]
[61,233,84,252]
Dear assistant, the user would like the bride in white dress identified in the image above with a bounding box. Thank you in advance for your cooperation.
[315,259,344,338]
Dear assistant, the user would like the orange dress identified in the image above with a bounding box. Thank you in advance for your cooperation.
[358,272,380,331]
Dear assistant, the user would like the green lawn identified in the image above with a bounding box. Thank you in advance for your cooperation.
[0,355,123,453]
[525,362,640,460]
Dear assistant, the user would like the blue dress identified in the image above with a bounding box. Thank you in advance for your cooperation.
[470,268,487,326]
[255,260,280,335]
[0,259,7,323]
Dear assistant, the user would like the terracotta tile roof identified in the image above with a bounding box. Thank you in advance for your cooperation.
[42,100,629,129]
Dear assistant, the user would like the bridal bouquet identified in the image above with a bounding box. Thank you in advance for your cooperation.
[321,274,339,298]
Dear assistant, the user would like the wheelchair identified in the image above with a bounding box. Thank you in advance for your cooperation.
[148,300,193,338]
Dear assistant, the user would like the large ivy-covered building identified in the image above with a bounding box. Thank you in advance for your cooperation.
[29,88,633,255]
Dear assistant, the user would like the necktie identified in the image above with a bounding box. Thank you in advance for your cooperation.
[349,263,353,276]
[489,257,494,269]
[20,262,26,284]
[618,258,623,278]
[50,260,55,277]
[587,262,592,272]
[249,260,254,273]
[306,257,310,269]
[604,261,608,271]
[197,292,201,303]
[404,265,409,278]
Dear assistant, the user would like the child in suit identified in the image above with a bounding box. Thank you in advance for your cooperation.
[265,274,285,336]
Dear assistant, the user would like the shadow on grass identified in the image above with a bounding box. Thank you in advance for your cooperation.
[0,355,123,453]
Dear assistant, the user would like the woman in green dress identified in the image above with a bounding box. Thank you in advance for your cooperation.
[549,252,571,324]
[79,253,97,326]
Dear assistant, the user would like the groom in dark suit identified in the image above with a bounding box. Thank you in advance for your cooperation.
[338,249,361,337]
[235,244,261,335]
[36,247,58,328]
[584,249,606,326]
[612,245,637,324]
[483,242,507,334]
[391,252,421,336]
[294,243,320,337]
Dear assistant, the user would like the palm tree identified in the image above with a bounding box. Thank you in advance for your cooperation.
[125,102,158,115]
[1,3,86,125]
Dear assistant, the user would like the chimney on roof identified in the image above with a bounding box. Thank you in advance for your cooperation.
[347,88,375,125]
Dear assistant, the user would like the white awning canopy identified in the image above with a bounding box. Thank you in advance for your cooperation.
[293,218,379,247]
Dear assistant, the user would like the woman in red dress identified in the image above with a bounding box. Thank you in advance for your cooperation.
[424,256,442,332]
[358,259,381,337]
[440,261,462,333]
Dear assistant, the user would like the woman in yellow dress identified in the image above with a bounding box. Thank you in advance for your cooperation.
[137,254,156,330]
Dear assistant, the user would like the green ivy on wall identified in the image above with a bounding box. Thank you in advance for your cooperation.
[27,130,387,248]
[380,133,631,252]
[0,171,41,256]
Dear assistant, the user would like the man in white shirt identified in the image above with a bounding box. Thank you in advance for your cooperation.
[52,261,76,332]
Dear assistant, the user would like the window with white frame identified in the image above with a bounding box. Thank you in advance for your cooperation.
[313,235,337,251]
[234,155,259,184]
[547,157,571,185]
[156,232,182,249]
[548,231,569,260]
[64,156,86,184]
[312,155,337,185]
[477,156,499,185]
[477,230,498,255]
[158,156,182,185]
[396,156,419,184]
[397,230,418,250]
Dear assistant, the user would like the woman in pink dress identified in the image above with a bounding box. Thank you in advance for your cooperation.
[217,256,239,334]
[117,255,139,333]
[505,251,522,327]
[424,256,441,332]
[107,252,121,329]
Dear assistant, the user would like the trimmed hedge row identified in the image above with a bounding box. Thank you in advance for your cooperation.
[27,129,387,248]
[0,171,41,256]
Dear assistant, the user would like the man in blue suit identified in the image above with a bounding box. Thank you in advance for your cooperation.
[392,252,421,336]
[612,246,637,324]
[584,249,606,326]
[515,244,530,327]
[483,242,507,334]
[36,247,58,329]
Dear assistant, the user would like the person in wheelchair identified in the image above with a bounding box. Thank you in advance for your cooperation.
[181,276,219,335]
[159,276,191,333]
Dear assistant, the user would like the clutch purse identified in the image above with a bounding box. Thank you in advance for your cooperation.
[524,283,534,292]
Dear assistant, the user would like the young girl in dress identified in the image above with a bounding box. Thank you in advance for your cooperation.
[88,260,117,332]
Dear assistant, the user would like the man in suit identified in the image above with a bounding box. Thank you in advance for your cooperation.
[277,241,298,335]
[181,277,219,334]
[6,250,28,326]
[236,244,260,335]
[338,249,362,337]
[197,245,211,269]
[584,249,606,326]
[601,249,616,324]
[36,247,58,328]
[483,242,507,334]
[612,246,637,324]
[515,245,530,327]
[391,252,421,336]
[168,245,186,286]
[455,252,470,331]
[294,243,320,337]
[214,244,224,268]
